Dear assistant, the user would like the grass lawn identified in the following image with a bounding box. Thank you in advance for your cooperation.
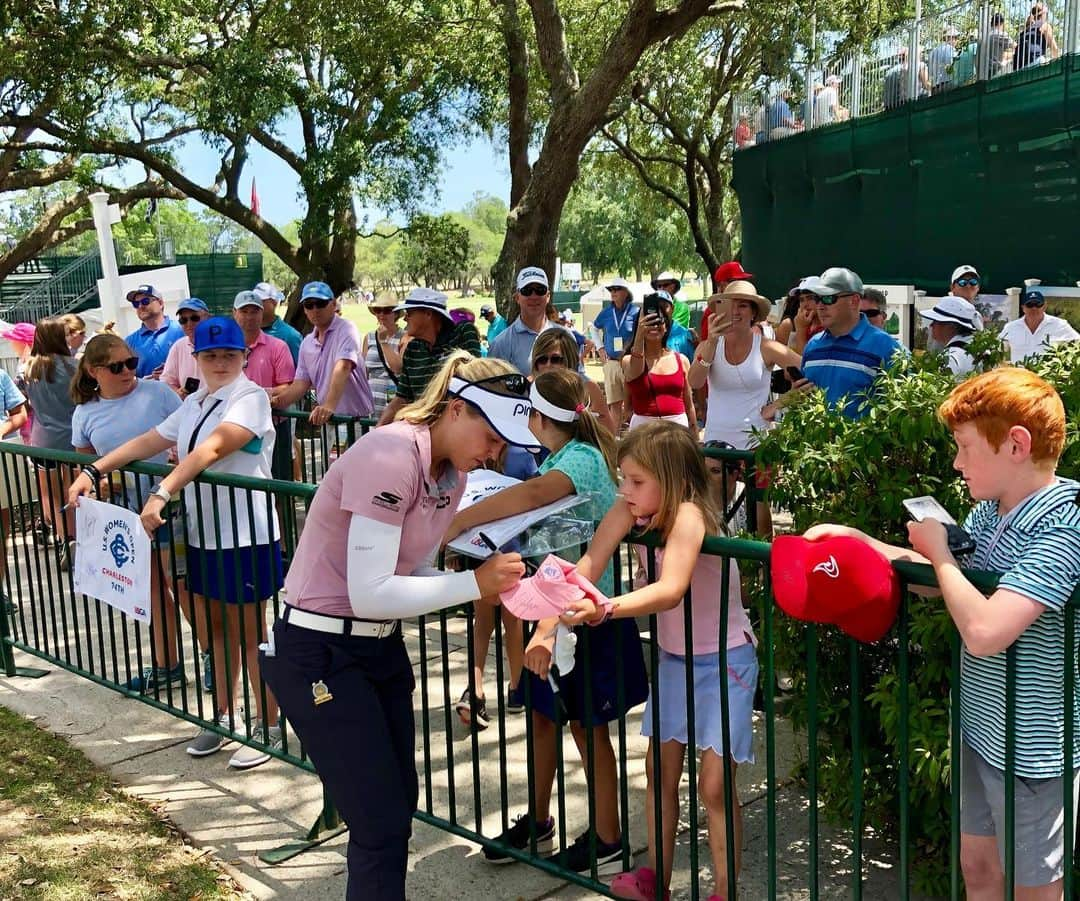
[0,705,248,901]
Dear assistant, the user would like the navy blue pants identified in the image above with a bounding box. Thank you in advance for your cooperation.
[259,620,416,901]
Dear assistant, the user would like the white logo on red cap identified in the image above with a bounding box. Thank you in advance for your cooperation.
[812,555,840,578]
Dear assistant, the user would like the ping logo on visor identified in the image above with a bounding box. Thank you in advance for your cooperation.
[448,374,540,452]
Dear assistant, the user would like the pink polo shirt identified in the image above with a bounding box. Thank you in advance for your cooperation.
[295,315,374,416]
[244,332,295,389]
[284,420,465,617]
[161,337,199,393]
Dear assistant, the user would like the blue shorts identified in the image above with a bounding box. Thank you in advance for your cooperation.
[642,642,758,762]
[527,618,648,727]
[186,543,283,604]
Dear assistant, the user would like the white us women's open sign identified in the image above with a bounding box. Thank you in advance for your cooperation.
[73,497,152,624]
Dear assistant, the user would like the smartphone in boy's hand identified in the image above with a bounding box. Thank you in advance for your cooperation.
[903,496,976,557]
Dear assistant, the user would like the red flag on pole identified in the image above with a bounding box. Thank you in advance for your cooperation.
[250,178,260,217]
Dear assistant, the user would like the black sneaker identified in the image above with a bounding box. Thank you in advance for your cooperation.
[454,688,489,730]
[482,815,556,864]
[505,683,525,714]
[560,830,624,876]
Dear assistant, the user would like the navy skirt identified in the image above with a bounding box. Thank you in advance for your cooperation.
[527,618,648,727]
[187,543,283,604]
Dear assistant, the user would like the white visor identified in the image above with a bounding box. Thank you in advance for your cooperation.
[448,377,540,452]
[529,382,579,423]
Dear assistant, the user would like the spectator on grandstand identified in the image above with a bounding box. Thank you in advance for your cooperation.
[652,271,691,328]
[360,292,408,418]
[798,267,904,418]
[734,113,753,147]
[69,317,284,769]
[929,26,960,93]
[919,295,980,376]
[272,281,374,426]
[375,287,482,425]
[260,352,530,898]
[982,13,1016,77]
[488,267,560,375]
[480,303,508,345]
[70,334,183,692]
[623,293,696,434]
[1000,288,1080,361]
[805,367,1080,901]
[1014,2,1059,69]
[531,327,615,434]
[884,47,931,109]
[594,277,639,428]
[253,282,302,365]
[125,285,185,379]
[766,89,796,139]
[24,318,77,568]
[951,32,979,86]
[62,314,86,357]
[162,298,209,398]
[860,288,889,331]
[815,74,841,123]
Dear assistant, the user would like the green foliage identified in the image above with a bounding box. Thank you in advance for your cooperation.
[400,213,471,289]
[757,347,1078,891]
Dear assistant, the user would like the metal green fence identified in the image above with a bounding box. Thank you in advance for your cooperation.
[274,409,376,484]
[0,439,1076,898]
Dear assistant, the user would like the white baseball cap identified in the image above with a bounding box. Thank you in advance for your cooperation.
[950,265,980,284]
[515,267,549,292]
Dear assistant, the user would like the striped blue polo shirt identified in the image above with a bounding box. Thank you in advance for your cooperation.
[960,478,1080,778]
[802,316,903,418]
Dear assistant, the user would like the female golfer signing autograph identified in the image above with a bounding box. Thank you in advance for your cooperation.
[259,352,533,900]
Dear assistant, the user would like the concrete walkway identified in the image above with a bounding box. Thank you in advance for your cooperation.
[1,626,918,900]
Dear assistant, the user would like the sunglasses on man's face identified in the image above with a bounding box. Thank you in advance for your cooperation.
[519,285,548,297]
[101,357,138,375]
[178,313,203,325]
[130,297,155,308]
[1024,299,1047,308]
[954,277,980,287]
[534,354,565,367]
[303,298,332,311]
[863,308,884,318]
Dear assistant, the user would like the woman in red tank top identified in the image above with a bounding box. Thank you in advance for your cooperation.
[621,292,697,435]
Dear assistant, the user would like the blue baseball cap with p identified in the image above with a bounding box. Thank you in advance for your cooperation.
[301,281,335,302]
[193,317,247,354]
[177,297,209,313]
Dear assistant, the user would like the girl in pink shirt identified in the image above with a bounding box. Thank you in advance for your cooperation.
[564,420,758,901]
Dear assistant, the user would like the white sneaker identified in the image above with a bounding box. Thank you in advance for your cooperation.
[228,721,282,770]
[186,713,232,757]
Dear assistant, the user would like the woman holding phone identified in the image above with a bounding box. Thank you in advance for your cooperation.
[689,281,802,535]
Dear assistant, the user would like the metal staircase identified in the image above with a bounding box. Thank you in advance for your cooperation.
[0,249,102,322]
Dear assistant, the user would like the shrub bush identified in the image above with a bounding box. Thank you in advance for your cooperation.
[755,342,1079,893]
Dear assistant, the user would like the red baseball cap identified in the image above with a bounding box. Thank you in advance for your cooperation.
[771,535,900,643]
[714,261,754,284]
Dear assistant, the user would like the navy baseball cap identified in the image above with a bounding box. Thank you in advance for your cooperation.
[1021,289,1046,306]
[126,284,162,302]
[177,297,209,313]
[301,281,335,302]
[193,317,247,353]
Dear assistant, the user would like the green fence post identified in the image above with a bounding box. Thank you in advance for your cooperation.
[259,783,348,865]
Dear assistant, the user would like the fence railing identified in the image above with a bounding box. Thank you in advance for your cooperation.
[273,409,376,484]
[0,440,1076,898]
[0,248,103,321]
[734,0,1076,151]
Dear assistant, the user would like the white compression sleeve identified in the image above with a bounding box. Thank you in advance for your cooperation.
[346,514,480,619]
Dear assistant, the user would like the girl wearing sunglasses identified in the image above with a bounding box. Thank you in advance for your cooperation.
[530,329,616,434]
[70,334,183,692]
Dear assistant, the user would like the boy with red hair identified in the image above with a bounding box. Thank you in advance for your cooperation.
[807,367,1080,899]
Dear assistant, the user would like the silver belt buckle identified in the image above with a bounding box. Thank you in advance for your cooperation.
[375,621,392,639]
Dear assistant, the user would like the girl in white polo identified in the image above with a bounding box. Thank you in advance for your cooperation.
[259,351,531,901]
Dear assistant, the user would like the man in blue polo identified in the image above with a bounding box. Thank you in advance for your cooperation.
[594,277,640,428]
[488,266,559,374]
[125,284,185,378]
[801,267,903,418]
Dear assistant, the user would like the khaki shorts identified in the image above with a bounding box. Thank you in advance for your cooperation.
[602,359,626,404]
[960,739,1080,887]
[0,437,38,510]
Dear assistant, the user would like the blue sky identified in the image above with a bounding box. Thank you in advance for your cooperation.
[175,130,511,227]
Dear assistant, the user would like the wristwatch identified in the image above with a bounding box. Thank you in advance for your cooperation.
[151,485,172,504]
